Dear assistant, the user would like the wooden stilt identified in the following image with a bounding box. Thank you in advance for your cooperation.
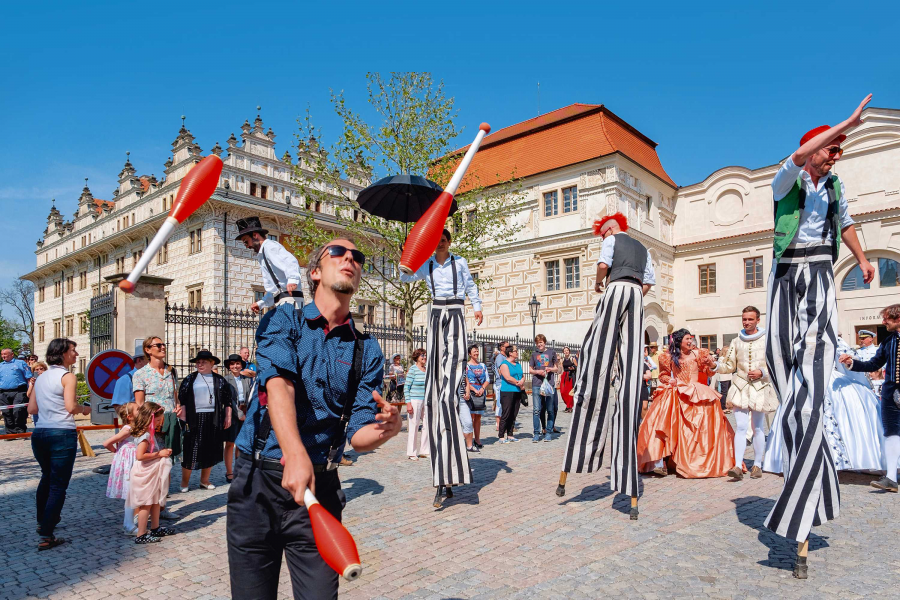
[794,539,809,579]
[630,495,639,520]
[555,471,567,497]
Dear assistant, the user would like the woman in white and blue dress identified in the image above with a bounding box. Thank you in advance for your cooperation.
[765,338,887,473]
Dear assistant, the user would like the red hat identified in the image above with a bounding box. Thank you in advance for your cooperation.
[593,212,628,236]
[800,125,846,147]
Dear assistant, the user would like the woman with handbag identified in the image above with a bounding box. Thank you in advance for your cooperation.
[177,350,233,492]
[498,345,526,444]
[462,345,488,452]
[223,354,252,483]
[560,347,577,412]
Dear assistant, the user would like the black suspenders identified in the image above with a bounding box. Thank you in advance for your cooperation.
[428,256,458,297]
[260,245,285,294]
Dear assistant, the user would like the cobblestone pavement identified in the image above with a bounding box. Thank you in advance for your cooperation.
[2,410,898,599]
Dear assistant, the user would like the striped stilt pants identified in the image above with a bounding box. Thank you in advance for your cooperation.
[561,281,644,498]
[764,249,840,543]
[425,299,471,487]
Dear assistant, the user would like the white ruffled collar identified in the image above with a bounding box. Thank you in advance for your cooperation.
[739,327,766,342]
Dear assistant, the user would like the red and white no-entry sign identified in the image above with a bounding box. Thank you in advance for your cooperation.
[86,350,135,400]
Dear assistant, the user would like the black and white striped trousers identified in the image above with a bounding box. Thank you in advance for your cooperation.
[764,248,840,543]
[561,281,644,498]
[425,299,471,487]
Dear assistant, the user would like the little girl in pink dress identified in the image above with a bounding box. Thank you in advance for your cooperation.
[128,402,175,544]
[103,403,137,535]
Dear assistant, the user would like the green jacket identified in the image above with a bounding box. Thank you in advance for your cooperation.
[773,174,842,264]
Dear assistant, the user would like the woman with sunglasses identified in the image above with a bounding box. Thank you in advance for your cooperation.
[132,335,181,521]
[399,228,483,508]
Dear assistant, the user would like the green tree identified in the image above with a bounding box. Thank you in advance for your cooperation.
[0,279,35,352]
[0,315,22,354]
[291,72,523,358]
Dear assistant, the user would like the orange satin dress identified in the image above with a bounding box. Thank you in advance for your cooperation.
[637,349,735,478]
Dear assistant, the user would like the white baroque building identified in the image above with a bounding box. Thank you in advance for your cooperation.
[23,112,374,370]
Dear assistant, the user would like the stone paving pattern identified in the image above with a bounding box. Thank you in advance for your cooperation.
[1,410,897,599]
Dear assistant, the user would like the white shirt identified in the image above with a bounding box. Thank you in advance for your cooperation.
[771,157,854,243]
[34,366,76,429]
[193,374,216,413]
[256,239,302,309]
[399,254,482,311]
[597,234,656,285]
[856,344,878,362]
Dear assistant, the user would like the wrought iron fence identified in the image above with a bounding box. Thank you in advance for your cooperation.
[89,290,114,357]
[165,303,260,376]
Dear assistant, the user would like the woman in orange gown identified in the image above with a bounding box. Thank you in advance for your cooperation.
[637,328,735,478]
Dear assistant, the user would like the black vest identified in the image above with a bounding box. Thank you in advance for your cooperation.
[608,233,648,285]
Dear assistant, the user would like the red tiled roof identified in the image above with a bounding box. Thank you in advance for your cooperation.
[452,103,676,193]
[93,199,114,214]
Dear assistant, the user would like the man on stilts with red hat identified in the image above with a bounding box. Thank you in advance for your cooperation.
[555,212,655,520]
[763,94,874,579]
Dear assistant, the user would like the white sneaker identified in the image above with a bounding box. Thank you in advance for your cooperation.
[199,483,215,490]
[180,486,189,493]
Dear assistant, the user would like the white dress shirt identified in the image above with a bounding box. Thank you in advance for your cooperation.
[399,254,482,311]
[255,239,302,309]
[771,157,854,243]
[855,344,878,362]
[597,235,656,285]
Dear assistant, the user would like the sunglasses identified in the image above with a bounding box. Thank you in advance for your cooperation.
[824,146,843,158]
[148,343,166,349]
[324,245,365,266]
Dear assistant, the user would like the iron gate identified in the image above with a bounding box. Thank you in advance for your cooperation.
[165,303,260,376]
[89,290,114,357]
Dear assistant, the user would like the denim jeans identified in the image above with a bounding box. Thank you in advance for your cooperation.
[532,384,558,435]
[31,428,77,537]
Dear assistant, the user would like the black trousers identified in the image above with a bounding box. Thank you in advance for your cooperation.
[498,391,521,438]
[2,389,28,433]
[227,456,345,600]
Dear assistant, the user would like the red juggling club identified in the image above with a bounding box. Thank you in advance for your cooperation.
[304,487,363,581]
[119,155,223,293]
[399,123,491,275]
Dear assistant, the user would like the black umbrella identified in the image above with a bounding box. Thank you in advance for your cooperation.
[356,174,456,223]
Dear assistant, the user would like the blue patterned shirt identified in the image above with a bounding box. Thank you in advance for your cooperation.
[236,301,384,462]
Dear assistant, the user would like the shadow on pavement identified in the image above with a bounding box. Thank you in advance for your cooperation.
[444,457,512,506]
[733,495,829,572]
[342,477,385,502]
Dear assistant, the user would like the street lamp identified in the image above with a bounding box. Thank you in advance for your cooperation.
[528,294,541,345]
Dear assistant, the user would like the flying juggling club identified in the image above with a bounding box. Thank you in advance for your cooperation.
[399,123,491,275]
[119,154,223,293]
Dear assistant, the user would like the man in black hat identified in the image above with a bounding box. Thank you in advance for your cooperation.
[235,216,303,314]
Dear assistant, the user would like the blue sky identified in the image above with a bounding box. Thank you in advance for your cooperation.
[1,0,897,291]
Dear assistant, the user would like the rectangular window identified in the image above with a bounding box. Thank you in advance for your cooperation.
[699,335,718,352]
[80,314,88,335]
[190,229,202,254]
[54,281,61,298]
[132,250,142,269]
[250,182,258,197]
[260,185,268,200]
[79,271,87,290]
[81,235,86,248]
[266,233,279,242]
[358,303,376,325]
[115,256,125,272]
[699,264,716,294]
[188,288,203,309]
[39,286,45,303]
[565,257,580,289]
[66,276,74,294]
[562,186,578,213]
[744,257,763,289]
[390,306,406,327]
[254,290,266,303]
[38,323,45,342]
[65,316,74,337]
[546,260,561,292]
[78,357,86,374]
[157,243,168,265]
[543,191,558,217]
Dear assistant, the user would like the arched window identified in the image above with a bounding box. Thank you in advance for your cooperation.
[879,258,900,288]
[841,265,870,291]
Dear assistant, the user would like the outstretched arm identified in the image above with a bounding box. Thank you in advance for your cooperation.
[791,94,872,166]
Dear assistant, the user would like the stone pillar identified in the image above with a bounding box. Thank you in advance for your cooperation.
[90,274,172,424]
[106,274,173,355]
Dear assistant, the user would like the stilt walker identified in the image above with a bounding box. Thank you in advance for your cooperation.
[400,228,483,507]
[763,95,874,579]
[556,212,655,521]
